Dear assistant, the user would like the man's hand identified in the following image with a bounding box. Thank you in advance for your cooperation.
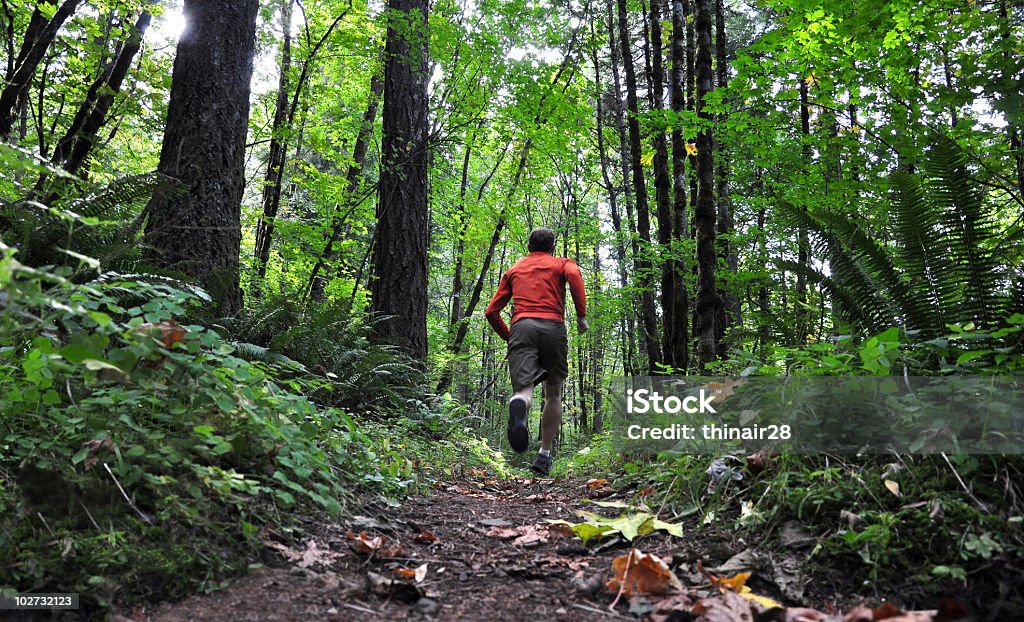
[577,317,589,334]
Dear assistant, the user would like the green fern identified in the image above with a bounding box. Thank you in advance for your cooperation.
[779,134,1014,337]
[0,173,184,274]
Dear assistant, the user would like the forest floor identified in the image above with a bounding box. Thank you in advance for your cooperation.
[123,474,973,622]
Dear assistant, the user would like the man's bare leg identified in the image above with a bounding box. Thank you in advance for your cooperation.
[513,385,534,409]
[540,381,562,452]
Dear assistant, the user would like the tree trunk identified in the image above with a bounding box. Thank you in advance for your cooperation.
[668,0,690,371]
[0,0,82,139]
[606,0,640,375]
[371,0,430,359]
[253,0,294,281]
[797,79,811,343]
[647,0,681,371]
[592,23,636,377]
[693,0,720,368]
[714,0,740,342]
[143,0,259,315]
[617,0,662,372]
[685,0,698,216]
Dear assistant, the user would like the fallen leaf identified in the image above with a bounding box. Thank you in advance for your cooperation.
[346,530,383,554]
[414,563,428,583]
[136,319,188,348]
[691,590,755,621]
[883,479,901,497]
[606,549,683,596]
[698,560,783,610]
[413,529,438,543]
[485,526,519,539]
[80,437,117,470]
[719,571,751,591]
[346,530,406,557]
[586,478,609,489]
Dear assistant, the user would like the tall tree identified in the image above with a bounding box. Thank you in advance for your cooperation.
[371,0,430,359]
[617,0,662,372]
[253,0,294,281]
[667,0,690,371]
[693,0,721,367]
[646,0,681,371]
[714,0,740,340]
[143,0,259,314]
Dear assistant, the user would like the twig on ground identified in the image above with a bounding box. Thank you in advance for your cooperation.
[941,452,990,513]
[341,602,378,615]
[79,500,101,532]
[37,511,56,538]
[608,547,633,610]
[104,462,153,524]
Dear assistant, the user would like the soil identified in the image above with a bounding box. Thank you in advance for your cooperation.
[113,474,999,622]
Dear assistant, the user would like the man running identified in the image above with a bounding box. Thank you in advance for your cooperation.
[484,227,588,476]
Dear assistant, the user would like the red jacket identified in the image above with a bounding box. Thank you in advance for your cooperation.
[484,251,586,342]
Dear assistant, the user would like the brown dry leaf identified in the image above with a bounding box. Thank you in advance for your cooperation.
[378,540,407,557]
[81,437,117,470]
[522,493,554,502]
[346,530,383,554]
[606,549,683,596]
[883,480,901,497]
[136,319,188,348]
[691,591,755,621]
[346,530,406,557]
[586,478,609,489]
[486,523,555,547]
[745,452,779,476]
[705,378,746,403]
[783,608,834,622]
[842,606,875,622]
[511,524,548,547]
[413,529,438,543]
[485,526,520,539]
[648,593,697,622]
[547,522,575,539]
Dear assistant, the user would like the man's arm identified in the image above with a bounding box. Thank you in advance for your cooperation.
[564,260,587,332]
[484,272,513,342]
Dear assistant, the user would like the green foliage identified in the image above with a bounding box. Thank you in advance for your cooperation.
[777,135,1017,339]
[0,240,426,609]
[218,294,425,414]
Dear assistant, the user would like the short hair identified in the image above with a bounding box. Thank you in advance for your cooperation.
[528,227,556,253]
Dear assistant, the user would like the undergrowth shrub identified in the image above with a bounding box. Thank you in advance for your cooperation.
[0,240,423,610]
[218,294,424,415]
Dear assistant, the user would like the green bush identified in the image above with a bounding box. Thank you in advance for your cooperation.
[0,239,409,608]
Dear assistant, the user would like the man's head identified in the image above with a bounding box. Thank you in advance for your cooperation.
[528,227,556,253]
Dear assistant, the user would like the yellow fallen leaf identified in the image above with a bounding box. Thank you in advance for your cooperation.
[685,142,698,156]
[719,571,751,591]
[884,479,901,497]
[738,585,783,609]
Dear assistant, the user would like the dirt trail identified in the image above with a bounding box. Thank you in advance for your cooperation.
[131,475,969,622]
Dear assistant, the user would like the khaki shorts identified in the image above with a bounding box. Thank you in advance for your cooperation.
[507,318,568,391]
